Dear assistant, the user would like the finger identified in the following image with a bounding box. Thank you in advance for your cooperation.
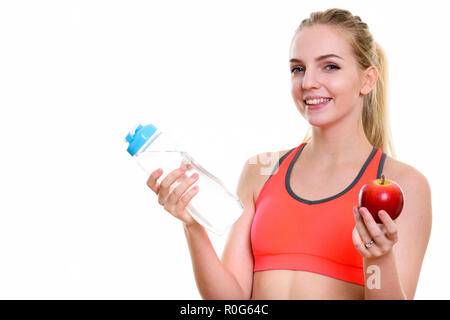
[146,168,164,194]
[378,210,399,243]
[158,166,188,205]
[353,206,372,244]
[175,185,200,223]
[166,172,199,210]
[359,207,388,247]
[352,226,371,258]
[354,206,383,255]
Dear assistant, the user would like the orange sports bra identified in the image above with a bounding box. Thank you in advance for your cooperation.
[251,142,386,286]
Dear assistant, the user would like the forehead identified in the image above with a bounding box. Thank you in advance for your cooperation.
[290,24,352,61]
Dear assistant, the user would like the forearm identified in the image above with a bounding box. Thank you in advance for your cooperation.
[183,222,246,300]
[363,250,407,300]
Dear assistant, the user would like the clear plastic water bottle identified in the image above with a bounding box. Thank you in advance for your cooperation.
[124,122,244,235]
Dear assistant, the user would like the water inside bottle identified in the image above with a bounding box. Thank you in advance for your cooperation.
[137,150,243,235]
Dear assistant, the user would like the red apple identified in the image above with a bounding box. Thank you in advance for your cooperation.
[358,175,405,223]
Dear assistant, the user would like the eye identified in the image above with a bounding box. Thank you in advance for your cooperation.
[325,64,340,71]
[290,64,340,74]
[291,67,303,74]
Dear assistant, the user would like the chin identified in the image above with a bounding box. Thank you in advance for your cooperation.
[304,112,334,127]
[306,120,331,129]
[303,104,349,129]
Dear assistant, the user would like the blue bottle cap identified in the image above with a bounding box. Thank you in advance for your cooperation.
[125,123,158,156]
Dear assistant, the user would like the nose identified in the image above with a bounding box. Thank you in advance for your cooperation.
[302,69,320,90]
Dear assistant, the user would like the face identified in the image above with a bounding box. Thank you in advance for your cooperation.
[289,24,370,128]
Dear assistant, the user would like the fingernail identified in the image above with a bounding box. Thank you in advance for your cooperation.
[179,166,187,172]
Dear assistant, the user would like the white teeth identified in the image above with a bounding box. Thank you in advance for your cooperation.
[305,98,331,105]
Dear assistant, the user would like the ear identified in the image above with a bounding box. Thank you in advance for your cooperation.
[360,65,378,95]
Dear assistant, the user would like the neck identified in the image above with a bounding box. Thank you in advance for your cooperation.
[304,115,373,166]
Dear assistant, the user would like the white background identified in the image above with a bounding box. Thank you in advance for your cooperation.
[0,0,448,299]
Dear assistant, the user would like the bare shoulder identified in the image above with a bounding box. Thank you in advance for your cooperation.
[383,156,431,192]
[383,155,432,223]
[247,148,293,173]
[247,148,294,205]
[382,156,432,299]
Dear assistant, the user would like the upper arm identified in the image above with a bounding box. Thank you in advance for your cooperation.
[221,149,293,299]
[393,166,432,299]
[221,157,257,299]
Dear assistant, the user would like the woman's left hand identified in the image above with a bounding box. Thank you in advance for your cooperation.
[352,206,399,259]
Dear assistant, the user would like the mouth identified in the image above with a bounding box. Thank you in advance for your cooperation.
[304,98,332,111]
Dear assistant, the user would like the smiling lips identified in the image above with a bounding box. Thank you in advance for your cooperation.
[306,99,331,110]
[304,97,332,110]
[304,97,332,105]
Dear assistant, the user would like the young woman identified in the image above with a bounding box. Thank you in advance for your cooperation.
[146,8,432,300]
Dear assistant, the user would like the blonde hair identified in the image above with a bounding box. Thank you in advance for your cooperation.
[294,8,396,159]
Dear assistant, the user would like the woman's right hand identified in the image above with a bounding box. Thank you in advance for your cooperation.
[146,166,200,227]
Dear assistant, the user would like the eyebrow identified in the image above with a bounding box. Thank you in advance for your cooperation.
[289,54,344,64]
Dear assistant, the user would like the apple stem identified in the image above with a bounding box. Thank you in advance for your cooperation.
[381,174,385,185]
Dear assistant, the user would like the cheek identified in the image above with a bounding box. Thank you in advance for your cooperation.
[331,73,361,100]
[291,78,302,98]
[331,82,358,106]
